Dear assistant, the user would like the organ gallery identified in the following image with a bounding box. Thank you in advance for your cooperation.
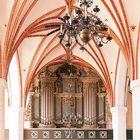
[25,63,111,128]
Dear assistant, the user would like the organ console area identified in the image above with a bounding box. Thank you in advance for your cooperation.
[25,63,112,128]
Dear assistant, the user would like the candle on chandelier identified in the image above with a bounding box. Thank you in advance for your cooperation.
[74,10,76,17]
[78,0,81,7]
[60,24,63,33]
[66,6,68,14]
[70,17,72,25]
[108,28,111,35]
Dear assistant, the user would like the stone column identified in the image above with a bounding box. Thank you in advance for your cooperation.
[0,78,7,140]
[9,107,24,140]
[130,79,140,140]
[111,106,127,140]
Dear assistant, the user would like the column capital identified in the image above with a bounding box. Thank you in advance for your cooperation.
[130,79,140,91]
[0,78,7,89]
[111,106,127,113]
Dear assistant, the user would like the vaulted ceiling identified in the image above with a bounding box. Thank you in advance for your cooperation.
[0,0,139,106]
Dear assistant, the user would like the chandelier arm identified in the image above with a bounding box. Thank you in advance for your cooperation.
[46,28,60,36]
[96,33,106,39]
[58,17,66,23]
[45,24,60,28]
[74,35,78,43]
[100,37,109,44]
[60,29,67,43]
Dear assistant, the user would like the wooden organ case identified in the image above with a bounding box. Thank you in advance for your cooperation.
[26,63,111,128]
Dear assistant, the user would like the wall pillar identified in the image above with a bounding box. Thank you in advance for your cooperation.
[130,79,140,140]
[111,106,127,140]
[9,107,24,140]
[0,78,7,140]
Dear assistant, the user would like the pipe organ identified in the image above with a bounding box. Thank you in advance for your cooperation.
[82,78,98,126]
[26,64,109,128]
[40,77,56,126]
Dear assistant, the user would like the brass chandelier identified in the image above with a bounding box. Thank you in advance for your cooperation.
[58,0,112,49]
